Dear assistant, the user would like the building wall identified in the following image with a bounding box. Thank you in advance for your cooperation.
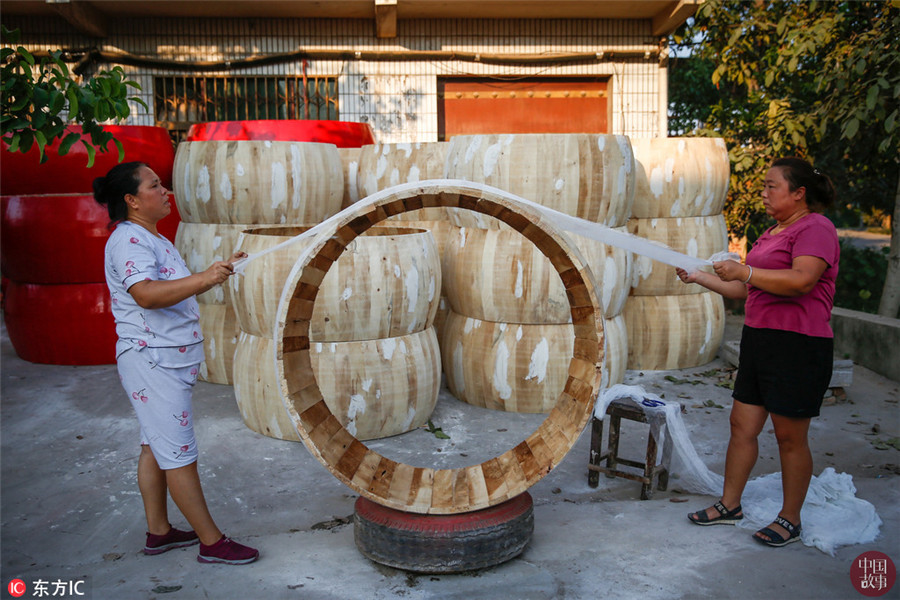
[3,15,667,142]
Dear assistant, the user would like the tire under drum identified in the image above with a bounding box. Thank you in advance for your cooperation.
[353,492,534,573]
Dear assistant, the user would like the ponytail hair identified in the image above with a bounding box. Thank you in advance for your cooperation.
[771,157,836,213]
[93,161,147,226]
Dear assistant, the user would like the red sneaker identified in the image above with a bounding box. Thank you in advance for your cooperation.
[197,536,259,565]
[143,527,199,555]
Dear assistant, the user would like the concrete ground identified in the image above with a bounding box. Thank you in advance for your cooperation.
[1,314,898,600]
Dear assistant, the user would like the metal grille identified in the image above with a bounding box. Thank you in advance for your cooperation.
[153,75,338,142]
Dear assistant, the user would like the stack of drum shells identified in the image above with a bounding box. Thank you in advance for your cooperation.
[172,140,344,383]
[226,224,442,441]
[625,137,731,370]
[0,125,179,365]
[439,133,636,413]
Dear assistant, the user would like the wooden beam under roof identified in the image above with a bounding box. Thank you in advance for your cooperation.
[651,0,701,37]
[45,0,108,38]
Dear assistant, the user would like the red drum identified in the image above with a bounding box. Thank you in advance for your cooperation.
[3,280,117,364]
[185,120,376,147]
[1,193,181,284]
[1,125,176,195]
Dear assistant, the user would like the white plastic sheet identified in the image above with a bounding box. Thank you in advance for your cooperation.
[595,385,883,555]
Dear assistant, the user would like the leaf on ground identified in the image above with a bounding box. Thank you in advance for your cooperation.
[665,375,705,385]
[872,437,900,451]
[151,586,182,594]
[425,419,450,440]
[716,380,735,390]
[703,400,724,409]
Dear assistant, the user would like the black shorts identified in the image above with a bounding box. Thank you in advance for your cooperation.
[732,325,833,419]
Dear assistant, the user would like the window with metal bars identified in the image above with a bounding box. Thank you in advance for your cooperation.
[154,75,338,143]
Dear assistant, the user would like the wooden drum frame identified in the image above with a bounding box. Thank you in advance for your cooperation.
[275,180,604,514]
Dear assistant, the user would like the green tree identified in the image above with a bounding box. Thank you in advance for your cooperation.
[670,0,900,317]
[1,26,148,166]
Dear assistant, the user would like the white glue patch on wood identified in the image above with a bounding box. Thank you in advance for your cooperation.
[493,341,512,400]
[483,142,503,179]
[341,287,352,301]
[381,337,397,360]
[270,162,287,209]
[514,260,524,298]
[290,145,303,210]
[525,338,550,384]
[405,268,419,313]
[197,165,211,204]
[219,172,232,200]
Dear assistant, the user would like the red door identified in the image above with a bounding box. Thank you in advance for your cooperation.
[438,77,609,140]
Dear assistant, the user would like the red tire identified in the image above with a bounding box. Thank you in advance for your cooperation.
[185,120,376,147]
[353,492,534,573]
[1,193,181,284]
[3,281,116,365]
[1,125,176,195]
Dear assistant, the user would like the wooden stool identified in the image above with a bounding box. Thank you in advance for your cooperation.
[587,398,673,500]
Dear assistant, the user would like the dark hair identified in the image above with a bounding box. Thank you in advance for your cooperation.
[771,157,836,212]
[93,161,147,225]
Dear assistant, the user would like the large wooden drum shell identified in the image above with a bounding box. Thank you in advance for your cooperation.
[175,222,276,304]
[229,226,440,341]
[234,330,440,441]
[443,226,632,323]
[173,140,343,224]
[630,137,730,219]
[628,215,728,296]
[441,311,578,414]
[357,141,448,201]
[624,292,725,371]
[198,303,240,384]
[444,133,635,229]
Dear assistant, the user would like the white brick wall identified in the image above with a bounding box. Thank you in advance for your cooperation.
[5,16,668,142]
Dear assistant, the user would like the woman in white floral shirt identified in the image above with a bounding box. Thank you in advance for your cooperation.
[95,162,257,565]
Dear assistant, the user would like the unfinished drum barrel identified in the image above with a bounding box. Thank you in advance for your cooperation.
[230,225,441,441]
[444,133,635,229]
[173,140,343,224]
[628,215,728,296]
[624,291,725,371]
[630,137,730,219]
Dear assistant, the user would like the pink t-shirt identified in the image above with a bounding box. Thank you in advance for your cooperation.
[744,213,839,338]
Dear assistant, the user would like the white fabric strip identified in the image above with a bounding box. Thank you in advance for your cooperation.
[232,179,731,275]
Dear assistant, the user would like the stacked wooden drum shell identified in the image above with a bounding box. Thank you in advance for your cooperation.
[0,125,179,365]
[355,141,453,338]
[441,134,636,412]
[173,140,344,383]
[227,226,441,441]
[625,137,730,370]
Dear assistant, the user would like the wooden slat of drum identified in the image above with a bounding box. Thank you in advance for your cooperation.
[319,426,359,467]
[480,457,510,503]
[338,147,361,210]
[349,450,384,490]
[513,441,542,482]
[406,467,434,512]
[367,456,396,498]
[465,465,490,509]
[494,450,528,500]
[275,182,602,514]
[334,439,369,480]
[197,303,239,384]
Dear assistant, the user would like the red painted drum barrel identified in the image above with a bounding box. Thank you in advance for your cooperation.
[1,125,176,195]
[1,193,180,284]
[185,120,375,148]
[1,125,177,365]
[3,281,116,365]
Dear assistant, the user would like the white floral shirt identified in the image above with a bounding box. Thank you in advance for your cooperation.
[105,221,204,367]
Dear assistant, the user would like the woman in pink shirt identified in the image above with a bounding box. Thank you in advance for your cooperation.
[676,157,839,547]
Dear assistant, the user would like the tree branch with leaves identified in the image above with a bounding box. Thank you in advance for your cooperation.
[1,25,148,167]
